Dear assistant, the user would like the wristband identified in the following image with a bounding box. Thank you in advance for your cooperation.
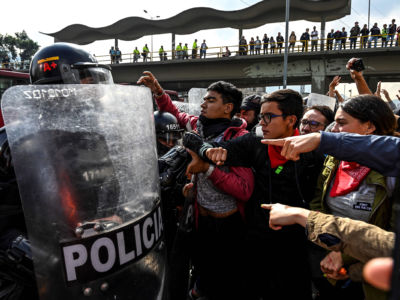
[205,164,215,177]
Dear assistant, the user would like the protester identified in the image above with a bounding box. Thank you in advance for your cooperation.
[350,21,360,49]
[184,89,324,300]
[309,95,397,299]
[137,71,254,300]
[262,203,395,293]
[262,33,269,54]
[261,131,400,296]
[300,105,334,135]
[311,26,319,51]
[240,94,261,131]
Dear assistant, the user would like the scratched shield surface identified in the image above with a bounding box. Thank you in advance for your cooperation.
[1,85,166,300]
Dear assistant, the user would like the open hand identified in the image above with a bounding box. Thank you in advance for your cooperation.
[137,71,163,95]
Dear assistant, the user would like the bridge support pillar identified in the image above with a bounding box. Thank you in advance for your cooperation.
[239,28,243,42]
[172,33,176,59]
[311,59,329,94]
[320,17,326,51]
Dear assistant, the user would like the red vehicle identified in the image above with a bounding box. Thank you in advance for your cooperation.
[0,69,30,126]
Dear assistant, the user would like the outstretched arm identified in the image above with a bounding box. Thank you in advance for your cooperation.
[137,71,197,129]
[262,132,400,177]
[262,203,394,262]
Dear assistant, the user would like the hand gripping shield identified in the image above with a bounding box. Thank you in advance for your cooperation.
[1,85,166,300]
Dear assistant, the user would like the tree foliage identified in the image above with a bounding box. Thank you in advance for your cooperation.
[0,30,39,68]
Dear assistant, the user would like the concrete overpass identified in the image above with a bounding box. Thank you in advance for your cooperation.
[111,47,400,94]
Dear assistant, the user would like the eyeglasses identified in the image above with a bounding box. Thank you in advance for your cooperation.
[300,119,324,129]
[258,113,285,124]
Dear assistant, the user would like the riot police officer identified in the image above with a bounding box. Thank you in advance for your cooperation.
[154,110,184,156]
[0,43,114,300]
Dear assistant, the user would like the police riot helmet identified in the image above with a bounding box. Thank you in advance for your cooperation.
[154,111,184,144]
[30,43,113,85]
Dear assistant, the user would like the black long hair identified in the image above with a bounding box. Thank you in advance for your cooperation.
[340,94,397,136]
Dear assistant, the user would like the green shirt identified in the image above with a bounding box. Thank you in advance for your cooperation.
[133,49,140,54]
[176,45,182,50]
[143,46,149,53]
[183,45,188,51]
[192,42,197,49]
[159,48,165,54]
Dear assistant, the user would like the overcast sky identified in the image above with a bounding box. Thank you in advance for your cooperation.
[2,0,399,96]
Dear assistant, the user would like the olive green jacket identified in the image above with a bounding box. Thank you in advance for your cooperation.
[307,211,394,300]
[309,156,395,300]
[310,156,394,230]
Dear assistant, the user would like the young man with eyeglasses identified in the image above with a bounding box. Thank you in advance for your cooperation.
[300,105,334,135]
[184,89,324,299]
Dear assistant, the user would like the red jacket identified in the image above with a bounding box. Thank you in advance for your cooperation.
[155,93,254,219]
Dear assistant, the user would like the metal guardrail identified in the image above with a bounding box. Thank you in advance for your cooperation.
[96,33,400,64]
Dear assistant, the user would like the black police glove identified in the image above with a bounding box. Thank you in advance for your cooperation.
[182,132,204,155]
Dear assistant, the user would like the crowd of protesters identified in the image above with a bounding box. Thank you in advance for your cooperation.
[110,18,400,64]
[136,53,400,300]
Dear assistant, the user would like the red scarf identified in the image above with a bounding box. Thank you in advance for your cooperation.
[330,161,371,197]
[268,129,299,169]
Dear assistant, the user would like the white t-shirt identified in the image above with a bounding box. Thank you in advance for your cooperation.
[311,30,319,40]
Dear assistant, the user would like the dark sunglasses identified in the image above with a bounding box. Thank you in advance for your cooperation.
[300,119,324,129]
[258,113,285,124]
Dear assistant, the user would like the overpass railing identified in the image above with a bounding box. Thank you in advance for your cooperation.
[95,33,400,64]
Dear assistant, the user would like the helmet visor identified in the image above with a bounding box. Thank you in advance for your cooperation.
[68,66,114,84]
[156,130,184,144]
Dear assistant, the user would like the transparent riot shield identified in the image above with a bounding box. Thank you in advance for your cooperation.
[1,85,166,300]
[187,88,206,116]
[172,101,201,116]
